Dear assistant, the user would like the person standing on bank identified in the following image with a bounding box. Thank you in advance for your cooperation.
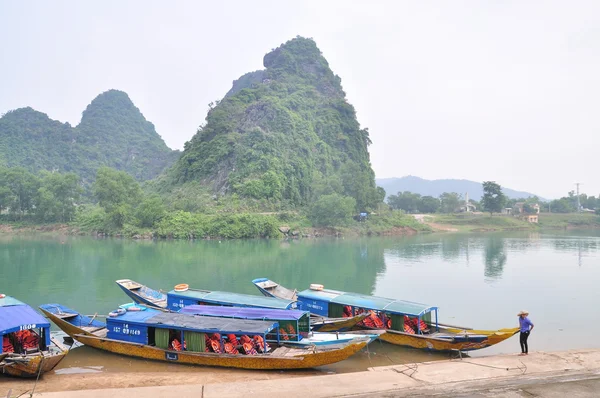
[518,310,534,355]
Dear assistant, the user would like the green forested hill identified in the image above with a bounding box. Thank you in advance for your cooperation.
[0,107,78,172]
[0,90,178,183]
[169,37,383,211]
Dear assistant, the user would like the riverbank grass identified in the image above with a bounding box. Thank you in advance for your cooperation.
[429,212,600,232]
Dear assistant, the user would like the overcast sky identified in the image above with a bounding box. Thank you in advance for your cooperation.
[1,1,598,199]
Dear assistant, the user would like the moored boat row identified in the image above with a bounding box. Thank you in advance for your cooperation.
[2,276,518,378]
[115,279,368,332]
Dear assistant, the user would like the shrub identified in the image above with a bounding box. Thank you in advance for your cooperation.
[309,194,356,227]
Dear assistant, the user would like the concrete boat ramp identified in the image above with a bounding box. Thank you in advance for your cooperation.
[30,349,600,397]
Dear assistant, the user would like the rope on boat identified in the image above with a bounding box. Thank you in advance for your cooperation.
[364,339,373,368]
[372,338,419,378]
[29,351,44,397]
[390,363,419,378]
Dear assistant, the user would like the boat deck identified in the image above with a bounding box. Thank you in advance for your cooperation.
[117,280,143,290]
[84,327,108,338]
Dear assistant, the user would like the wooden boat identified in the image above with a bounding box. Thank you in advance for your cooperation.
[177,305,381,346]
[1,295,68,377]
[39,303,370,370]
[252,278,519,352]
[115,279,367,332]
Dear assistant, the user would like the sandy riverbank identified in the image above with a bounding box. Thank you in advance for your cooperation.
[0,368,302,397]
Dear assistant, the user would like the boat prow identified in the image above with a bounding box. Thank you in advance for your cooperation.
[115,279,167,309]
[252,278,298,301]
[379,326,520,352]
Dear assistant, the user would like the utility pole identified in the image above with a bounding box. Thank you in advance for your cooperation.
[575,182,582,212]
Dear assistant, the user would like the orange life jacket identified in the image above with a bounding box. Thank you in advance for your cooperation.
[286,324,296,337]
[242,342,257,355]
[279,328,289,340]
[343,305,353,317]
[253,335,269,353]
[224,342,238,355]
[227,334,239,345]
[2,336,14,353]
[172,339,182,351]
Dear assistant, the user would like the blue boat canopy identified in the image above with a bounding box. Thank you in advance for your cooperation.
[101,305,279,335]
[179,305,308,321]
[298,289,436,317]
[0,296,50,335]
[167,289,296,310]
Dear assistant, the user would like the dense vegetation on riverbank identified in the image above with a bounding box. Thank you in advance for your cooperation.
[0,165,427,239]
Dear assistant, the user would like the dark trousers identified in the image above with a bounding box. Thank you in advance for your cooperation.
[520,331,530,353]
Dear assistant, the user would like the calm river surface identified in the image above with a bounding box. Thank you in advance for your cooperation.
[1,230,599,374]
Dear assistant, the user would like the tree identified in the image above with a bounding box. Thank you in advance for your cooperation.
[439,192,461,213]
[35,171,82,222]
[93,167,142,227]
[0,167,40,218]
[418,196,440,213]
[387,191,421,213]
[582,195,597,210]
[481,181,506,216]
[549,198,573,213]
[309,193,356,227]
[135,195,166,228]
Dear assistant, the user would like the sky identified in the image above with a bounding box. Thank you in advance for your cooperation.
[1,0,598,199]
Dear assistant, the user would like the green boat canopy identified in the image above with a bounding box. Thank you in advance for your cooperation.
[299,289,437,317]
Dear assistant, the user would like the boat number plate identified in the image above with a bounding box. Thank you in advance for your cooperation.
[165,352,179,361]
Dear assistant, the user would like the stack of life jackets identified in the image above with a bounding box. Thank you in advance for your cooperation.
[224,334,239,355]
[239,335,258,355]
[15,330,39,350]
[205,333,222,353]
[360,311,384,329]
[253,335,269,353]
[404,316,430,333]
[2,336,14,353]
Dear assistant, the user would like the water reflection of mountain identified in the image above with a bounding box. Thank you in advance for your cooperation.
[382,234,475,262]
[0,237,388,313]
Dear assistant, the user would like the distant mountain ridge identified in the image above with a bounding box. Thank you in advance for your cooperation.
[0,90,179,182]
[377,176,544,201]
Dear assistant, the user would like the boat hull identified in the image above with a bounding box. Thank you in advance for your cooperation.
[377,328,519,352]
[41,308,369,370]
[1,351,66,378]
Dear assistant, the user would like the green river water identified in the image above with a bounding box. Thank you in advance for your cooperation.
[1,230,599,374]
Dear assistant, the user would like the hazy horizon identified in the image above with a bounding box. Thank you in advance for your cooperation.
[1,1,598,199]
